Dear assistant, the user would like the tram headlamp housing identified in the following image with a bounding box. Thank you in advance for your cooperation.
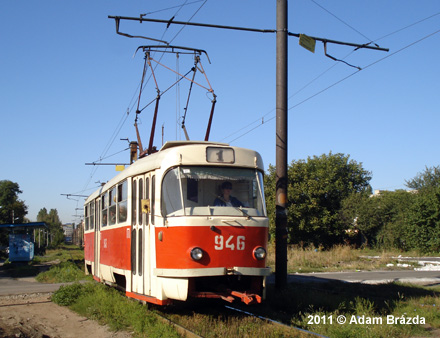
[253,247,266,260]
[190,247,204,261]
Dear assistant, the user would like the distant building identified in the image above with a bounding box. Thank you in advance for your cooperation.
[63,223,74,243]
[72,221,84,247]
[371,189,418,197]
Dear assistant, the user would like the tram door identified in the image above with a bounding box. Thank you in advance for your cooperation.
[131,175,151,295]
[94,199,100,279]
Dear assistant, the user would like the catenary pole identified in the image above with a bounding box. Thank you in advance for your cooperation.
[275,0,288,289]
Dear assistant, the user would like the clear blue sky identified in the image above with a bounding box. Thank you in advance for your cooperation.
[1,1,440,224]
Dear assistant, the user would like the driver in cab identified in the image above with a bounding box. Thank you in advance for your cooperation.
[213,181,243,207]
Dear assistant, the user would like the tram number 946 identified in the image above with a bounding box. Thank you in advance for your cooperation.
[214,235,245,251]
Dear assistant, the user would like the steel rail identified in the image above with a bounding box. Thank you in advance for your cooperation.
[153,311,205,338]
[225,305,330,338]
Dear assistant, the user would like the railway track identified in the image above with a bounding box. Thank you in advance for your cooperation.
[153,311,204,338]
[154,300,328,338]
[225,305,329,338]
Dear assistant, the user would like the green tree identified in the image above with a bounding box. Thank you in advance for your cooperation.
[405,165,440,191]
[0,180,28,246]
[374,190,416,249]
[37,208,64,247]
[340,192,381,247]
[402,187,440,253]
[340,190,415,248]
[265,152,372,247]
[0,180,28,224]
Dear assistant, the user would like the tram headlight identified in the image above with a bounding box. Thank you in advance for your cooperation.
[190,247,204,261]
[253,247,266,260]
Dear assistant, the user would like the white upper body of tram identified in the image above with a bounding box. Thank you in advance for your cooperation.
[84,140,269,305]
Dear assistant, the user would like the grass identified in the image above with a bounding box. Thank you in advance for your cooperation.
[278,282,440,338]
[1,244,87,281]
[25,245,440,337]
[35,261,89,283]
[52,280,440,338]
[52,282,181,338]
[36,244,85,264]
[266,244,435,273]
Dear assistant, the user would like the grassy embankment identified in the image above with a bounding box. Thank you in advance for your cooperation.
[266,244,436,273]
[15,245,438,338]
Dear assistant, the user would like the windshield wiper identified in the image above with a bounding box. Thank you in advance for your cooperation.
[237,206,250,219]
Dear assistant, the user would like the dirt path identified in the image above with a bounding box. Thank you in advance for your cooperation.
[0,293,132,338]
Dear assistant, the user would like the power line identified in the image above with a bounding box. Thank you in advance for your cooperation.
[373,10,440,43]
[224,27,440,144]
[310,0,374,43]
[141,0,206,16]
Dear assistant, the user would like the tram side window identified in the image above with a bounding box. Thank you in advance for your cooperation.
[109,187,117,225]
[138,178,143,225]
[85,205,89,231]
[102,194,108,227]
[132,180,137,225]
[145,177,150,225]
[90,201,95,230]
[117,180,127,223]
[151,176,155,225]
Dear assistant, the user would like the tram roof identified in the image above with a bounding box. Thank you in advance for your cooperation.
[85,141,264,203]
[160,140,229,151]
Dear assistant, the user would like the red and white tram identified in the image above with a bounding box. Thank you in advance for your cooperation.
[84,141,270,305]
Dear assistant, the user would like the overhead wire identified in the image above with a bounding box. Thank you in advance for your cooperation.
[373,10,440,43]
[224,0,371,143]
[142,0,206,16]
[310,0,375,43]
[223,23,440,144]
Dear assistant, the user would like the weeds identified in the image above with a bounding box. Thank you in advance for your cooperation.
[263,282,440,338]
[38,245,440,337]
[35,261,88,283]
[266,244,432,273]
[52,282,181,337]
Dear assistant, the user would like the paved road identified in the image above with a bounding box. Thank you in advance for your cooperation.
[0,275,67,296]
[287,269,440,285]
[274,257,440,285]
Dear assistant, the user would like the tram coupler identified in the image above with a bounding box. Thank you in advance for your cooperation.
[229,290,262,305]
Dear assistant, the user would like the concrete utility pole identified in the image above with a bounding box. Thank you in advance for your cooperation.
[275,0,288,289]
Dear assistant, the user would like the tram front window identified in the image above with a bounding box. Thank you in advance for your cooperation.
[162,166,266,217]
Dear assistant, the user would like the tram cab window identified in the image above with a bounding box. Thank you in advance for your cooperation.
[162,166,266,217]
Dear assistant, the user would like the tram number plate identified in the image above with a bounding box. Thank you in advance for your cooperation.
[214,235,245,251]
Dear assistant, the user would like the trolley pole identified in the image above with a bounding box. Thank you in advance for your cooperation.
[275,0,288,289]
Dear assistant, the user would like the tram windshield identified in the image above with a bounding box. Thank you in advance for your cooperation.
[162,166,266,217]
